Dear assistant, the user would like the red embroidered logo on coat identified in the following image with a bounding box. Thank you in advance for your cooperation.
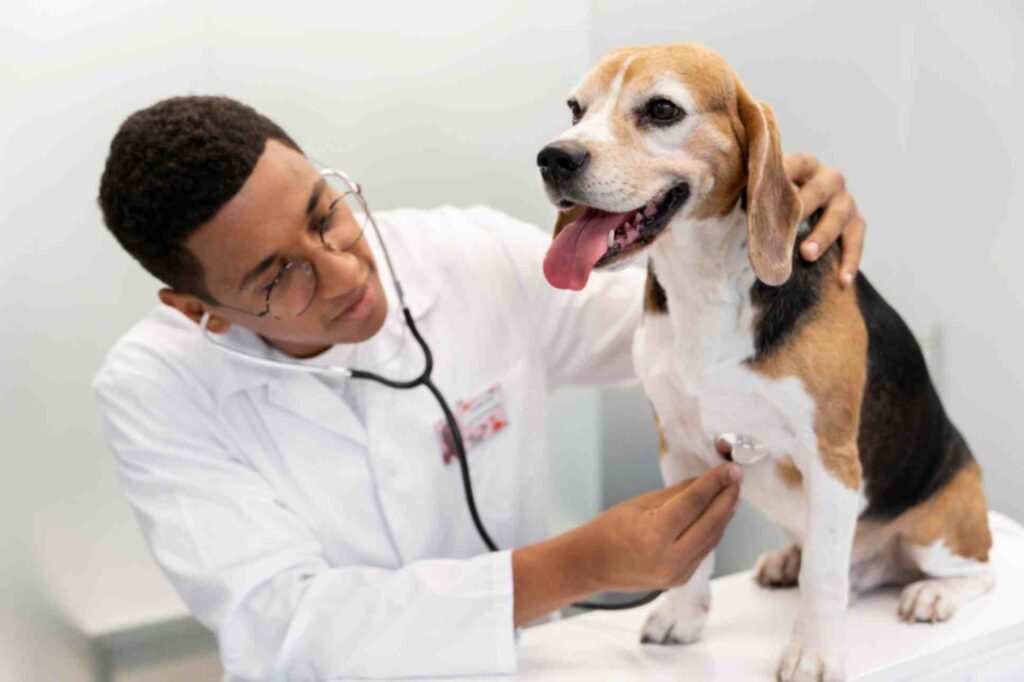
[434,384,509,464]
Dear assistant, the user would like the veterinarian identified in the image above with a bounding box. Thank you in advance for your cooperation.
[93,96,866,680]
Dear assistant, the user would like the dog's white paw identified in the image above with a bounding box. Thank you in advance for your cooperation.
[776,640,845,682]
[755,545,801,588]
[898,579,958,623]
[639,592,710,645]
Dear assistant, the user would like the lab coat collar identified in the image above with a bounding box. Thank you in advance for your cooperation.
[205,211,437,406]
[264,362,369,445]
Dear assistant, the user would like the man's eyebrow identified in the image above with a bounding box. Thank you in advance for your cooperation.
[306,177,326,217]
[238,252,280,293]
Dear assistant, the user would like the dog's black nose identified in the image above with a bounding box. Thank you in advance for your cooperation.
[537,143,590,183]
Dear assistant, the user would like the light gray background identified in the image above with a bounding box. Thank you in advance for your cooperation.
[2,1,1021,679]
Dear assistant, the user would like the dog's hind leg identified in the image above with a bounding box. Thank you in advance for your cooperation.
[896,460,994,622]
[897,569,994,623]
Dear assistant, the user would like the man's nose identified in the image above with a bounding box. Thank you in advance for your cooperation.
[313,248,365,301]
[537,142,590,184]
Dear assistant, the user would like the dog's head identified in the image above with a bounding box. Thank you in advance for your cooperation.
[538,44,801,290]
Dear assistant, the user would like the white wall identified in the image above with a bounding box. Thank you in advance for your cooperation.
[2,2,209,677]
[592,0,1024,573]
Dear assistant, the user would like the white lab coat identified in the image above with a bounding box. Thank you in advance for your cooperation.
[93,206,644,681]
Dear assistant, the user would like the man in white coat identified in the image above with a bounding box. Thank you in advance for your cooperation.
[93,96,865,680]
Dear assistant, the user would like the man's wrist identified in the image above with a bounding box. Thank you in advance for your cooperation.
[511,527,606,625]
[544,526,607,598]
[558,524,608,596]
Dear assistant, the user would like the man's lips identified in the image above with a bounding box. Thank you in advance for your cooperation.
[332,283,375,322]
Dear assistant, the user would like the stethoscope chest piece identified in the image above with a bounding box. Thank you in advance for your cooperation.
[715,433,769,465]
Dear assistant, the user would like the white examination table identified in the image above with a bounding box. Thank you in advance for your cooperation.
[450,512,1024,681]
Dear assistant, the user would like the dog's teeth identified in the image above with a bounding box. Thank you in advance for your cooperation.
[608,229,615,248]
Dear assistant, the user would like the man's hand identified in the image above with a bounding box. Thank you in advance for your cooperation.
[573,464,742,593]
[784,153,866,288]
[511,464,741,625]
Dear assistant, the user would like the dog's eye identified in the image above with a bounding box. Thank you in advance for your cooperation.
[645,98,684,124]
[567,99,583,125]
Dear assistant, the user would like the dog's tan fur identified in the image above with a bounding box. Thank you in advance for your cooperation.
[856,460,992,563]
[902,459,992,562]
[749,277,868,491]
[776,457,804,488]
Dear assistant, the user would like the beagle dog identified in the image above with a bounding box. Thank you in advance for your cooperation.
[537,44,993,682]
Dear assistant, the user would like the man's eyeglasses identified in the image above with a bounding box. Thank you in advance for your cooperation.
[221,169,374,320]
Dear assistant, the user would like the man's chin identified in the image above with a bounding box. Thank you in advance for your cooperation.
[260,316,384,359]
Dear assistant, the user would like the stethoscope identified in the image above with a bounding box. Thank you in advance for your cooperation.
[199,167,660,610]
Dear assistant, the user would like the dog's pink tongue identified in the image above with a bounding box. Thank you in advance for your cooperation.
[544,208,633,290]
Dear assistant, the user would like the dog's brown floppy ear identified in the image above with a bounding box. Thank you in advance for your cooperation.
[552,204,586,239]
[737,84,801,286]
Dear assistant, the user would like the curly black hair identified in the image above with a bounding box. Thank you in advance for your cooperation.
[98,95,302,302]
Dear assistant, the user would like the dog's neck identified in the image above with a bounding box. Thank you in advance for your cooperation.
[648,203,758,370]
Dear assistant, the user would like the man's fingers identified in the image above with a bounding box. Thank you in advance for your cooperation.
[800,191,853,262]
[783,153,820,187]
[796,167,845,221]
[669,519,729,587]
[837,213,865,288]
[667,482,740,571]
[633,476,696,507]
[656,464,741,539]
[681,481,739,552]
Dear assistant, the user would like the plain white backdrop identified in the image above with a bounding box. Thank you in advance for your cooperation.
[2,1,1022,679]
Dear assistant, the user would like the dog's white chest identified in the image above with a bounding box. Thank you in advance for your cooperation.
[635,312,813,541]
[636,312,816,452]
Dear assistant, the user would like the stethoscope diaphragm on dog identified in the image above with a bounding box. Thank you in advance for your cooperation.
[716,433,769,465]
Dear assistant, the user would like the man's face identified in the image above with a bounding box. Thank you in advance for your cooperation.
[185,140,388,357]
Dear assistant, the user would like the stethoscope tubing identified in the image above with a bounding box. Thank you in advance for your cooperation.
[351,306,500,553]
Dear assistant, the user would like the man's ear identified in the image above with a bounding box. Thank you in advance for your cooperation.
[736,82,802,286]
[158,288,231,334]
[552,204,586,239]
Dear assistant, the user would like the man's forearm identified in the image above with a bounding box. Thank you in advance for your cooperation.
[511,530,599,626]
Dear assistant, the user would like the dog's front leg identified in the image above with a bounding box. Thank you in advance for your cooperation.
[777,449,860,682]
[641,551,714,645]
[640,451,715,645]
